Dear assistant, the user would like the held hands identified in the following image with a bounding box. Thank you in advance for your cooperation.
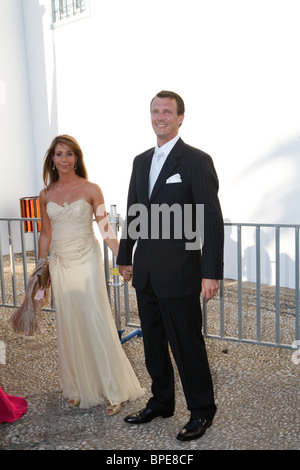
[202,279,220,302]
[118,265,133,283]
[118,268,220,298]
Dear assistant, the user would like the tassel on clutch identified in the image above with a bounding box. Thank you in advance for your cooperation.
[9,257,51,336]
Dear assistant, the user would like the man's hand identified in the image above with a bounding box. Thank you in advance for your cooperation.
[118,265,133,282]
[202,279,220,302]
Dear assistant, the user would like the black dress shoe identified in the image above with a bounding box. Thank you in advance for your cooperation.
[176,417,212,441]
[124,407,173,424]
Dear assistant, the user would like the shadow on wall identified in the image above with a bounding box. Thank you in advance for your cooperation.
[224,219,296,289]
[225,135,300,288]
[0,1,59,256]
[24,0,59,185]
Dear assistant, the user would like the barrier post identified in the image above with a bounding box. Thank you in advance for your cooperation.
[109,205,123,337]
[108,205,142,343]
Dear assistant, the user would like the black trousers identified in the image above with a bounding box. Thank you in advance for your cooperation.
[136,276,216,421]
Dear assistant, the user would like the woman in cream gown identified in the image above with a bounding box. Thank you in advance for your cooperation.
[38,135,144,413]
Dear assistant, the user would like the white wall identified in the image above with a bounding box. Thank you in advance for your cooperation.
[22,0,59,191]
[0,0,37,216]
[1,0,300,287]
[0,0,37,254]
[23,0,300,217]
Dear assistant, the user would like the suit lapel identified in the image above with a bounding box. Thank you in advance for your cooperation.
[150,138,185,202]
[138,149,154,206]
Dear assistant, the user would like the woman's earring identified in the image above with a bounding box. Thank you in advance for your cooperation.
[74,161,78,171]
[52,161,56,170]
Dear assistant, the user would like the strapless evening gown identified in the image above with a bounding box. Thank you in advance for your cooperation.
[47,199,144,408]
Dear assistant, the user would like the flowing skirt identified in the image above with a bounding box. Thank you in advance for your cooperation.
[50,240,144,408]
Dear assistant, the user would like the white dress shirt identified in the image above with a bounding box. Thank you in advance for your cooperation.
[148,135,180,197]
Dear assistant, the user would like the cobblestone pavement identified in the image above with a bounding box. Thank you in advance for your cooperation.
[0,280,299,451]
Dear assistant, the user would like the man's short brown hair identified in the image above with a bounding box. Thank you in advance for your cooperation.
[151,90,185,116]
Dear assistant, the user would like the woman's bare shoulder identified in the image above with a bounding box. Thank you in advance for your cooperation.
[85,180,103,196]
[39,184,57,203]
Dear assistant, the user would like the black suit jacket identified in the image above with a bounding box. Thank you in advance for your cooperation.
[117,138,224,298]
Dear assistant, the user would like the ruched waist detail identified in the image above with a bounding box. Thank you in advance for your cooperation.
[50,233,98,267]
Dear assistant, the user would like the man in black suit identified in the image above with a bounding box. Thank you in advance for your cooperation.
[117,90,224,441]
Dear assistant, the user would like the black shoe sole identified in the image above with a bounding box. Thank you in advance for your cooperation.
[124,410,174,424]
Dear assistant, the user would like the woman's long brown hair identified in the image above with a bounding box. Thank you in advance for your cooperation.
[43,135,88,188]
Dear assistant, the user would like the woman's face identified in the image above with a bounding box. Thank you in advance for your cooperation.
[52,143,77,175]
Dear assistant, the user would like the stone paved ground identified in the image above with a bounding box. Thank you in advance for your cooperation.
[0,309,299,450]
[0,258,299,451]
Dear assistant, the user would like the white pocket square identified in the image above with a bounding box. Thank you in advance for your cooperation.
[166,173,182,184]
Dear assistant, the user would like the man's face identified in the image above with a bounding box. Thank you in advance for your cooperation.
[151,97,184,146]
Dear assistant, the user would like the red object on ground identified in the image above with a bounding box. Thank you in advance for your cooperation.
[0,386,27,423]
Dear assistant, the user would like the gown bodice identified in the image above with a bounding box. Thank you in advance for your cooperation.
[47,199,98,263]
